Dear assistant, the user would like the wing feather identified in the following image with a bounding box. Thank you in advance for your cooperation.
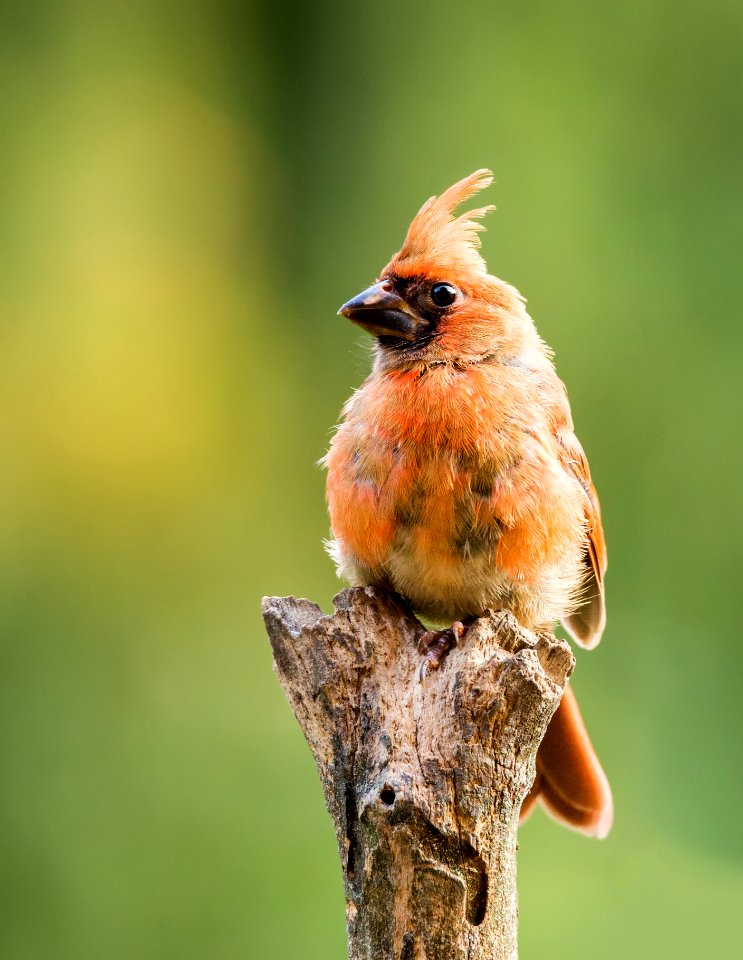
[556,427,607,649]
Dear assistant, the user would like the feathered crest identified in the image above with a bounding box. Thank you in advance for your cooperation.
[386,169,495,279]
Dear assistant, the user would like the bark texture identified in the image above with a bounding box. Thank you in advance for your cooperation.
[261,586,574,960]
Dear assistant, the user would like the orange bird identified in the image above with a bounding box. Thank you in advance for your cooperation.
[324,170,612,838]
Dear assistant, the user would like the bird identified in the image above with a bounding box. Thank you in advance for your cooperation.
[323,169,612,838]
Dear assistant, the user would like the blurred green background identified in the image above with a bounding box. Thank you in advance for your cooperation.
[2,1,742,957]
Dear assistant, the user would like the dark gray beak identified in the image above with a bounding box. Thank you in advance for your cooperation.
[338,280,422,341]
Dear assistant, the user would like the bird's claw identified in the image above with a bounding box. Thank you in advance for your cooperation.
[416,621,466,681]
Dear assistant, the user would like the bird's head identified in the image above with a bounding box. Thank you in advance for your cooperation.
[338,170,537,368]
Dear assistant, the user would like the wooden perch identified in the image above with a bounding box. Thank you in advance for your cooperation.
[262,586,575,960]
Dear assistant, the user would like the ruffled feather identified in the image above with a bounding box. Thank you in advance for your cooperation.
[386,169,496,279]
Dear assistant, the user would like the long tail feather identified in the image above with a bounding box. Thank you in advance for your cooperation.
[520,685,613,839]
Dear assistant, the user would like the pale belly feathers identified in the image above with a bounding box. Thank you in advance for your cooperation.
[326,365,588,629]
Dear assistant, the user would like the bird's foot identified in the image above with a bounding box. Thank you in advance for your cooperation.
[417,621,467,679]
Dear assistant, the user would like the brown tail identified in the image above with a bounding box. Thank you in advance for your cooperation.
[520,685,613,838]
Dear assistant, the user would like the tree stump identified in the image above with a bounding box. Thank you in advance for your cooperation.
[261,586,574,960]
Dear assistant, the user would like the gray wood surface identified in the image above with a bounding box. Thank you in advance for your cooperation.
[262,586,574,960]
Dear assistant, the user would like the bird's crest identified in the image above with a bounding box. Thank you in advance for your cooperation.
[386,169,495,280]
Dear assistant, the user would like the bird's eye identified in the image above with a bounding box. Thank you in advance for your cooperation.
[430,282,458,308]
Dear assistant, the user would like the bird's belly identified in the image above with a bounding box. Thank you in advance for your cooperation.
[329,441,583,628]
[383,525,515,624]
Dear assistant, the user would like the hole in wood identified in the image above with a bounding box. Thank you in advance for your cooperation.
[465,856,488,926]
[345,786,359,875]
[380,786,396,806]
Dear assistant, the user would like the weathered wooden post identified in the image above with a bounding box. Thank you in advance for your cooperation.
[262,586,574,960]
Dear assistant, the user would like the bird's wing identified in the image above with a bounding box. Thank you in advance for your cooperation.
[556,426,607,649]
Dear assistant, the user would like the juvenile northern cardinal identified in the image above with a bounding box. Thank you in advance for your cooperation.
[324,170,612,838]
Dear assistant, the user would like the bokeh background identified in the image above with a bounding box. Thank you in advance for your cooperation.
[2,1,742,957]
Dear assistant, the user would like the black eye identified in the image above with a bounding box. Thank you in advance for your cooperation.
[430,282,458,308]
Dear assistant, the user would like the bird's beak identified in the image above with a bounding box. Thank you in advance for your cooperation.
[338,280,422,341]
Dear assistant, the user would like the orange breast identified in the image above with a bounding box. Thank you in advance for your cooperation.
[325,364,585,603]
